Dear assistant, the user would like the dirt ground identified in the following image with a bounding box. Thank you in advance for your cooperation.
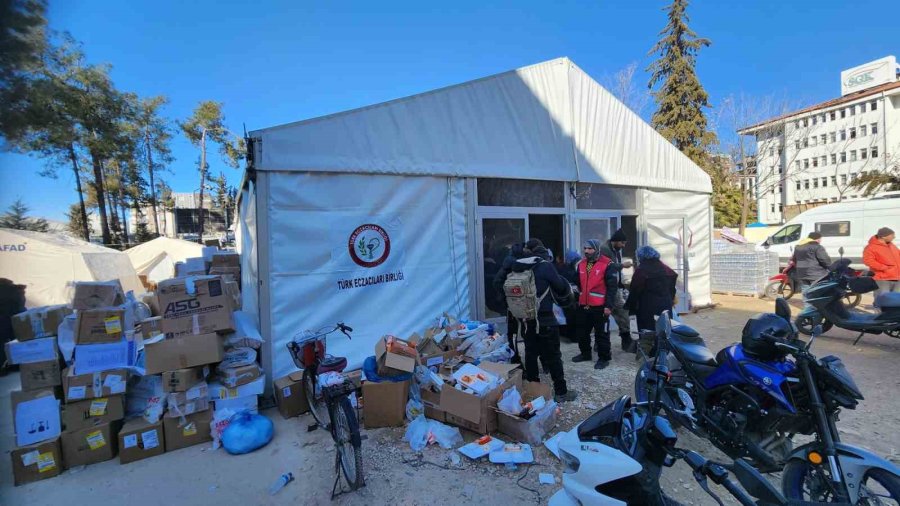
[2,294,899,506]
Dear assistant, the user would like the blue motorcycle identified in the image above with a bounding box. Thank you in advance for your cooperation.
[635,299,900,504]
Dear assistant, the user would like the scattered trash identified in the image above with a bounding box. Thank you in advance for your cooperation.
[448,452,462,467]
[458,435,506,459]
[488,443,534,464]
[451,363,501,397]
[544,432,564,460]
[221,412,274,455]
[406,398,425,421]
[498,386,524,415]
[268,472,294,495]
[539,473,557,485]
[403,415,463,451]
[504,462,518,471]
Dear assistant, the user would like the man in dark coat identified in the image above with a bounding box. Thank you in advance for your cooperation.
[508,239,577,402]
[625,246,678,332]
[599,229,634,352]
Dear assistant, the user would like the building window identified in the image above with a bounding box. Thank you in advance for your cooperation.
[794,120,800,129]
[822,177,828,187]
[803,118,808,127]
[830,132,836,143]
[872,123,878,135]
[831,176,837,185]
[813,158,818,167]
[796,181,801,190]
[814,179,819,188]
[805,180,810,189]
[850,105,856,116]
[804,159,810,169]
[830,111,836,121]
[841,152,847,163]
[816,221,851,237]
[771,204,775,213]
[796,160,802,170]
[860,102,866,113]
[850,127,856,139]
[779,204,784,212]
[841,109,846,118]
[812,115,817,125]
[840,129,846,141]
[820,134,827,144]
[861,125,867,136]
[831,154,837,165]
[871,100,878,111]
[795,140,801,150]
[778,146,784,156]
[811,137,817,147]
[803,138,809,148]
[841,174,848,184]
[850,150,857,161]
[862,148,868,159]
[769,147,774,157]
[873,146,879,157]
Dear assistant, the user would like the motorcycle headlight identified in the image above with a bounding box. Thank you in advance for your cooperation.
[560,448,580,474]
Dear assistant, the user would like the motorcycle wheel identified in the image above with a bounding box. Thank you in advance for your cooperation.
[795,316,834,336]
[764,281,787,300]
[844,293,862,308]
[783,459,900,504]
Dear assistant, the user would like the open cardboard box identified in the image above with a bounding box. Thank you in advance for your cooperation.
[496,381,558,446]
[374,335,418,376]
[439,362,522,434]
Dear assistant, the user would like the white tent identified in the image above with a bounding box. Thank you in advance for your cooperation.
[124,237,205,283]
[237,58,713,383]
[0,228,144,308]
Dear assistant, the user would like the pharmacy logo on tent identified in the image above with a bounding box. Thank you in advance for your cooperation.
[349,224,391,268]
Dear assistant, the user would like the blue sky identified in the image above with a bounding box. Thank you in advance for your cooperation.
[0,0,896,221]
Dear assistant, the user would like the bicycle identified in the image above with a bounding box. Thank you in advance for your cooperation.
[287,323,364,496]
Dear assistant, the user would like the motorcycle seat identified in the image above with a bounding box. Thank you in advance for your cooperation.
[669,326,717,367]
[875,292,900,309]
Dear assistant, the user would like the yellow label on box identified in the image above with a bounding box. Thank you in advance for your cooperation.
[104,316,122,334]
[89,398,108,416]
[86,430,106,450]
[227,388,239,399]
[182,422,197,437]
[37,452,56,473]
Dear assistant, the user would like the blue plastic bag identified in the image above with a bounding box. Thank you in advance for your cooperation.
[363,356,413,383]
[221,411,274,455]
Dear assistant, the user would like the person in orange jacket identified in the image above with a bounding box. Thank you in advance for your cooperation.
[863,227,900,304]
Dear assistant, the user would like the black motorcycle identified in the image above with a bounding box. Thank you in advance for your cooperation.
[796,257,900,343]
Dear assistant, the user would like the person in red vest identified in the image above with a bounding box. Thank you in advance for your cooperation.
[572,239,619,370]
[863,227,900,304]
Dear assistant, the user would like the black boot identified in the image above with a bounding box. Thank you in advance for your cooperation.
[571,353,592,363]
[594,359,610,370]
[620,335,635,353]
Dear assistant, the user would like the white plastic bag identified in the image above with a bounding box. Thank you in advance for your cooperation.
[219,347,257,369]
[317,371,344,389]
[478,344,515,364]
[414,365,444,391]
[57,314,77,364]
[430,421,463,449]
[498,386,523,415]
[520,400,559,446]
[404,415,431,452]
[406,398,424,421]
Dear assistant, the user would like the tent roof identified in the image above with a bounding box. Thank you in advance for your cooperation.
[125,236,205,276]
[249,58,711,194]
[0,228,143,307]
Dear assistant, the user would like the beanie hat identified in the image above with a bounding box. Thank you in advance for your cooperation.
[583,239,602,261]
[525,238,544,251]
[808,232,822,240]
[610,229,627,242]
[878,227,895,238]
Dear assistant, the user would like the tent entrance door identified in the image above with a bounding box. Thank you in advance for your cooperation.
[647,215,690,314]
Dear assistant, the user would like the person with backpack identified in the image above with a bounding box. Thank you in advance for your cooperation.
[504,239,578,402]
[493,242,526,363]
[599,229,634,352]
[572,239,620,370]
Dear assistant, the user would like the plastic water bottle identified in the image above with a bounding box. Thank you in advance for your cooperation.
[268,472,294,495]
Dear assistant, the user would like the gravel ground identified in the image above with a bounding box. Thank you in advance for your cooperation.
[2,294,899,505]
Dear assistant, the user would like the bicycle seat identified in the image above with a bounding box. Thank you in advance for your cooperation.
[318,355,347,374]
[876,292,900,309]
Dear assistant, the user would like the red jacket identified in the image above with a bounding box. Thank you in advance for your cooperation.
[864,236,900,281]
[578,256,612,307]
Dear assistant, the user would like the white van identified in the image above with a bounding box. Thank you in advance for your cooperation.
[761,194,900,267]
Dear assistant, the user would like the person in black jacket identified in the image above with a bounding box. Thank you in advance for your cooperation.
[625,246,678,332]
[493,242,526,362]
[792,232,832,313]
[508,238,577,402]
[554,250,581,341]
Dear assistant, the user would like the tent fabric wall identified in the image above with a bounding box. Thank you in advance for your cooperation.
[124,237,205,282]
[262,172,469,380]
[643,189,713,308]
[0,228,143,308]
[250,58,711,195]
[235,181,259,328]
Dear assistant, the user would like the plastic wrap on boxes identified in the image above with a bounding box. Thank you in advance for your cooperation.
[711,247,778,296]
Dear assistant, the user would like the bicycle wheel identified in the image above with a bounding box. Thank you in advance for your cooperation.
[302,368,330,429]
[331,396,364,490]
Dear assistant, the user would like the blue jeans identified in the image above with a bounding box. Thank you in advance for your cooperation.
[799,280,818,316]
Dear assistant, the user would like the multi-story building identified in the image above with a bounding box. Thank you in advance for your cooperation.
[739,56,900,224]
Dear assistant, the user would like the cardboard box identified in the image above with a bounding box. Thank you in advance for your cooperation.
[166,381,209,417]
[211,252,240,269]
[75,308,125,344]
[157,276,235,337]
[61,395,125,431]
[496,381,557,445]
[440,363,522,434]
[118,418,165,464]
[62,367,127,403]
[162,366,209,393]
[20,359,62,390]
[224,280,241,310]
[6,337,57,365]
[213,395,258,414]
[12,305,72,341]
[208,374,266,401]
[138,316,163,338]
[61,421,120,468]
[72,280,125,310]
[163,409,212,451]
[12,388,61,447]
[375,336,418,377]
[421,387,445,422]
[175,257,206,277]
[361,380,409,428]
[273,372,309,418]
[144,333,225,375]
[73,337,137,375]
[217,363,261,388]
[208,266,240,282]
[11,437,62,485]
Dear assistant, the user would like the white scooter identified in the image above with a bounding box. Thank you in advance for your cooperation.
[550,313,835,506]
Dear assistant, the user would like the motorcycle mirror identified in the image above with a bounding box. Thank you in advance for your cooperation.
[775,298,791,321]
[839,246,845,258]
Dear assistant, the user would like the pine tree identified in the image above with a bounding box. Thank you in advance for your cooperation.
[647,0,717,163]
[66,202,93,237]
[0,199,49,232]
